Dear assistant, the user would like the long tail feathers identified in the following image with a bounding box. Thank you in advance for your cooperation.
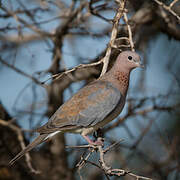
[9,134,48,165]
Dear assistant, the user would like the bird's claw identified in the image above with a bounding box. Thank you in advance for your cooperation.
[89,138,104,147]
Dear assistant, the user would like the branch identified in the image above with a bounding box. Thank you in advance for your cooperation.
[89,0,112,23]
[67,139,152,180]
[42,60,103,84]
[153,0,180,22]
[48,1,88,74]
[123,12,135,51]
[100,0,126,76]
[1,6,51,36]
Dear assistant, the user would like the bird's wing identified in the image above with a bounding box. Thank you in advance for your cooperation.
[37,80,121,134]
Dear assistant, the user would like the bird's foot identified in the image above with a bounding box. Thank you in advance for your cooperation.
[82,135,104,147]
[92,138,104,146]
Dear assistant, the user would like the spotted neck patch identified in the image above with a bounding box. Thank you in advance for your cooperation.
[114,71,129,90]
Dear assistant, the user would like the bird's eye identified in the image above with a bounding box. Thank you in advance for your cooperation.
[128,56,132,60]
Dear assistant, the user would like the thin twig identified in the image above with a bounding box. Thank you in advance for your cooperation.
[76,148,95,170]
[1,6,50,36]
[42,60,103,84]
[123,12,135,51]
[100,0,126,76]
[89,0,112,23]
[153,0,180,22]
[169,0,179,8]
[103,139,124,153]
[69,140,152,179]
[66,144,97,149]
[128,172,153,180]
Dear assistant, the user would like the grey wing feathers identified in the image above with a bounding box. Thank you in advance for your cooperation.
[37,81,121,133]
[76,82,121,127]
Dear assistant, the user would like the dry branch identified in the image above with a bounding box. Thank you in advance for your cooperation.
[100,0,126,76]
[153,0,180,22]
[123,12,135,51]
[67,140,152,180]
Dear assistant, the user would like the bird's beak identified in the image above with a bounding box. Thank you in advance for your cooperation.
[136,61,144,68]
[134,57,144,68]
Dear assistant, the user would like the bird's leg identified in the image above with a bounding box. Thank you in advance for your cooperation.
[82,134,104,146]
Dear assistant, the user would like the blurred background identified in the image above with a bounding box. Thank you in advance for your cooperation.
[0,0,180,179]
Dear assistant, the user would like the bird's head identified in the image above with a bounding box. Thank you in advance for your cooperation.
[114,51,143,71]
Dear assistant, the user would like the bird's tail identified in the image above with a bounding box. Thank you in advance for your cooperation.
[9,134,48,165]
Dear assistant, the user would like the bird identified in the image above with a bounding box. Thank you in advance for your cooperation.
[9,51,142,165]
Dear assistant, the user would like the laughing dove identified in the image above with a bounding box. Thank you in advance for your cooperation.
[10,51,142,165]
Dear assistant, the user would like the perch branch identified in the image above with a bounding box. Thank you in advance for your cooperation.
[67,139,152,179]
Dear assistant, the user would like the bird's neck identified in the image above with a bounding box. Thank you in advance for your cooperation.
[101,69,130,96]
